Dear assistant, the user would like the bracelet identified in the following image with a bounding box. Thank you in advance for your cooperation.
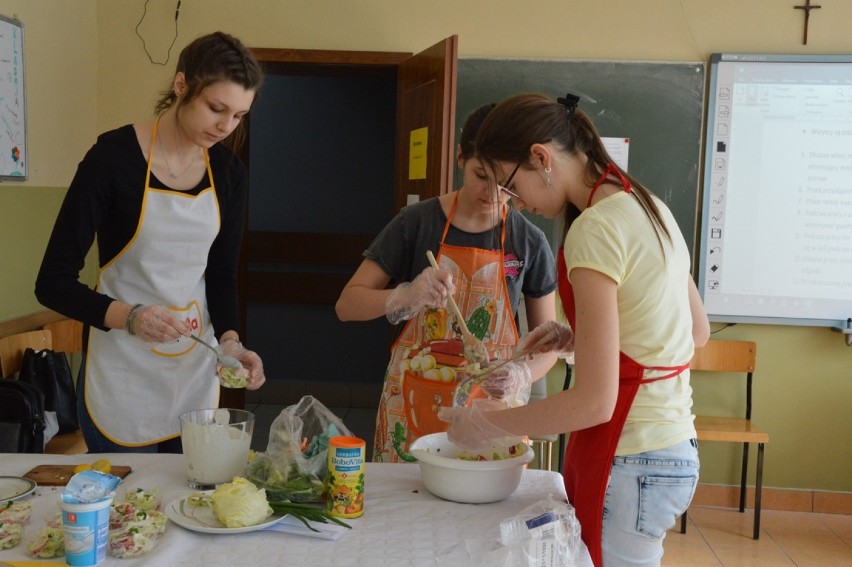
[125,304,144,335]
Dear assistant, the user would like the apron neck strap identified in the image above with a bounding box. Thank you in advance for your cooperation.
[586,163,632,208]
[440,192,509,249]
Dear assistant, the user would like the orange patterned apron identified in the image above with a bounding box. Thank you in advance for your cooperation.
[373,194,519,462]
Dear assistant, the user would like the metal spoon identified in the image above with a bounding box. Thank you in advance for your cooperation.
[452,351,529,407]
[187,335,243,370]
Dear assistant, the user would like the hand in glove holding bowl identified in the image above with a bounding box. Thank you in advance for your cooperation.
[216,337,265,390]
[438,398,522,453]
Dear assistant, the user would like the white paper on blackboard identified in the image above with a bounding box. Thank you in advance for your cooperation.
[0,14,27,180]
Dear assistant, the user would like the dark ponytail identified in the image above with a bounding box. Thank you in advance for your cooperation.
[475,93,671,248]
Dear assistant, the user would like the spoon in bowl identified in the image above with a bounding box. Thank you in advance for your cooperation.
[452,351,529,407]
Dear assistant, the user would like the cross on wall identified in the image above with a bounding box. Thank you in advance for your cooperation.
[794,0,821,45]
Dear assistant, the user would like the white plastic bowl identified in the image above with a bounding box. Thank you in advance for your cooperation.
[409,432,534,504]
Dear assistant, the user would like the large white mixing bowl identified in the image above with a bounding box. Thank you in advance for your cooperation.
[409,432,534,504]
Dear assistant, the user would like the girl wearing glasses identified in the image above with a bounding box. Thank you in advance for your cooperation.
[336,104,559,462]
[439,93,710,567]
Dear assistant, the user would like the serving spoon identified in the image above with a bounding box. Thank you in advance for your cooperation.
[188,334,243,370]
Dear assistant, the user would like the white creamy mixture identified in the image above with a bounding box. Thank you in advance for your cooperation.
[182,421,251,485]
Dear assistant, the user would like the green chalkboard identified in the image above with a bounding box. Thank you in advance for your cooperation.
[455,58,706,256]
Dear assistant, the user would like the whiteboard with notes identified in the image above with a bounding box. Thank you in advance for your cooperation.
[0,14,27,180]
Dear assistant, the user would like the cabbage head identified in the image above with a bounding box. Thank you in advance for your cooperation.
[211,477,273,528]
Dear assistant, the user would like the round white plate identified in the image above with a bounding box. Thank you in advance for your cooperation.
[0,476,37,503]
[165,494,283,534]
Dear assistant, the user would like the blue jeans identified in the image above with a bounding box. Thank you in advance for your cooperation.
[601,439,699,567]
[76,356,182,454]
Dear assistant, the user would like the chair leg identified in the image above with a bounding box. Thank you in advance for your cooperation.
[753,442,764,540]
[739,442,750,512]
[680,510,687,534]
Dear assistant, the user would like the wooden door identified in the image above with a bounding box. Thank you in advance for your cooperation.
[394,36,458,211]
[228,39,458,409]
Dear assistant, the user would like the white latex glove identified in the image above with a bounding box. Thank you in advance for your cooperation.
[385,266,456,324]
[216,339,266,390]
[437,398,522,453]
[516,321,575,357]
[126,304,189,343]
[480,360,532,406]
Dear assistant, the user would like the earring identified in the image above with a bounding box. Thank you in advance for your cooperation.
[545,166,552,189]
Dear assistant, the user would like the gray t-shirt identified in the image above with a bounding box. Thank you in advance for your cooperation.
[364,197,557,319]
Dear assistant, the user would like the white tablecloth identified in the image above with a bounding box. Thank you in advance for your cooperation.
[0,453,591,566]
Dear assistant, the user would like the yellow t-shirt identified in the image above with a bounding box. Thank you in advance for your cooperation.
[564,191,696,455]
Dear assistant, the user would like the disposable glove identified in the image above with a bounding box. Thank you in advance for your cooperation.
[437,398,522,453]
[516,321,575,357]
[125,304,189,343]
[216,339,266,390]
[385,267,455,324]
[480,359,532,406]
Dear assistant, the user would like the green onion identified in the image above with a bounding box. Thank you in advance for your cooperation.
[267,501,352,532]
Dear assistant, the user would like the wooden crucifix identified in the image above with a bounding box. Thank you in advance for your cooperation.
[794,0,822,45]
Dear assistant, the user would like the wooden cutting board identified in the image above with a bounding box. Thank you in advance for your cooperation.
[22,464,132,486]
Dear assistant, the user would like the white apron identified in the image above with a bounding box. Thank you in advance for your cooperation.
[85,117,221,446]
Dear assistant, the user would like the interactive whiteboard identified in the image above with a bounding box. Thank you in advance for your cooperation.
[698,53,852,328]
[0,15,26,180]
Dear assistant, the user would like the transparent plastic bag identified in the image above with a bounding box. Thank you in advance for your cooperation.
[242,395,352,503]
[437,496,590,566]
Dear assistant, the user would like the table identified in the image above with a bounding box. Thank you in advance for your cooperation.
[0,453,592,566]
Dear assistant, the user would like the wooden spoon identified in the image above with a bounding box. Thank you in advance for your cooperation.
[425,251,488,365]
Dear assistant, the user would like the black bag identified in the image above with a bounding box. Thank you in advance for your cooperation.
[19,348,79,433]
[0,379,46,453]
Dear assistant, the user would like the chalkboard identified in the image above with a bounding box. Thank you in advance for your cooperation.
[456,58,705,255]
[0,15,26,180]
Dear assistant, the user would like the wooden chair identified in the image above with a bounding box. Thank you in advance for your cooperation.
[680,339,768,539]
[0,323,88,454]
[44,319,83,354]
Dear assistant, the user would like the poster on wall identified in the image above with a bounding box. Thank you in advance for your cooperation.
[0,14,26,180]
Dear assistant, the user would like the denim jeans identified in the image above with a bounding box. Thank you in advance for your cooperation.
[601,438,699,567]
[76,355,182,454]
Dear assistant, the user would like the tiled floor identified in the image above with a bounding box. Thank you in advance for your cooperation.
[247,402,852,566]
[664,506,852,566]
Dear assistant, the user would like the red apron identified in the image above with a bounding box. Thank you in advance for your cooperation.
[561,165,688,566]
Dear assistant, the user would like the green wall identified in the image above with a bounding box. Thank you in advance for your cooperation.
[1,0,850,493]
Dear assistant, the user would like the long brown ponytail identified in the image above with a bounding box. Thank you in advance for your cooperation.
[475,93,672,249]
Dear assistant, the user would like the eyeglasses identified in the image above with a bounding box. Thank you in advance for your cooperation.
[498,161,522,200]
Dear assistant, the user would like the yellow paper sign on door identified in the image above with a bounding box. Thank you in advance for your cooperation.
[408,127,428,180]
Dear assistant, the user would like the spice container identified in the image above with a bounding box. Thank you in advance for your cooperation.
[326,436,365,518]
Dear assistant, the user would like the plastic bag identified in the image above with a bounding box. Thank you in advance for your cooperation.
[242,396,352,503]
[437,496,590,566]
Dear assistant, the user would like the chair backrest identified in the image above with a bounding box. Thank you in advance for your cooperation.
[43,319,84,353]
[690,339,757,419]
[0,330,53,378]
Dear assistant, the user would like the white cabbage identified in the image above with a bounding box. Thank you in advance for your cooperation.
[210,477,272,528]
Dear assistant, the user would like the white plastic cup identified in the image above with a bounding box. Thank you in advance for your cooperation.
[59,494,114,566]
[180,408,255,489]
